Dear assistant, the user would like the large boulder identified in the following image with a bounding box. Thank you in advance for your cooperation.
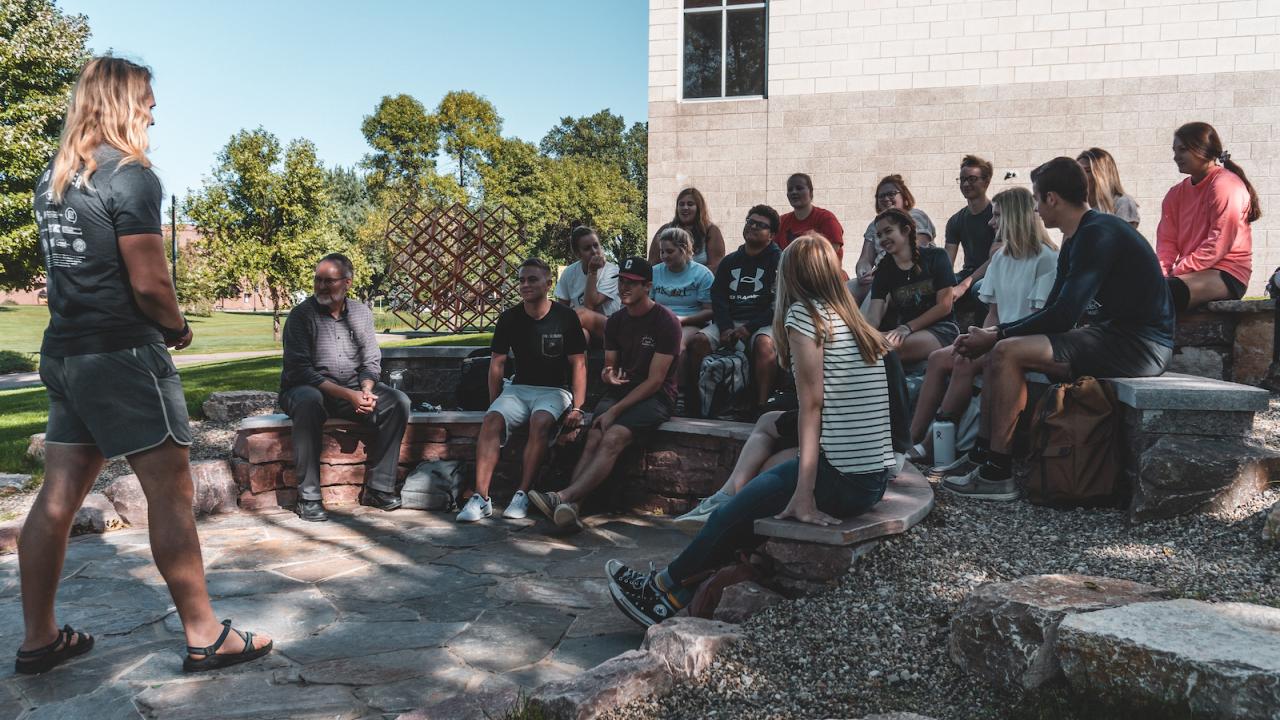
[1264,499,1280,548]
[642,617,743,679]
[1129,435,1280,521]
[527,650,673,720]
[1057,599,1280,719]
[949,574,1167,690]
[72,493,124,535]
[0,473,28,495]
[201,390,278,422]
[104,459,239,526]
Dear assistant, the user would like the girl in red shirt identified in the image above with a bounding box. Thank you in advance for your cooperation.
[1158,122,1262,311]
[777,173,845,260]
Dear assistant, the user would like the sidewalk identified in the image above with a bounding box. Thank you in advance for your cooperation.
[0,350,281,391]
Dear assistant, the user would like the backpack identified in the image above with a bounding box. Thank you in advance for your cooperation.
[401,460,467,511]
[698,347,748,418]
[1022,376,1126,508]
[456,348,513,411]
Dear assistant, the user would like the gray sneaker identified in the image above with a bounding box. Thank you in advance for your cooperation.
[553,502,582,530]
[673,491,731,529]
[942,466,1019,502]
[527,490,562,520]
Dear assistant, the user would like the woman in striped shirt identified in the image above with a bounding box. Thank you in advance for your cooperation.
[604,234,894,627]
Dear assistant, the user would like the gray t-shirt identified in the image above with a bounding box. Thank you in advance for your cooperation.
[35,147,166,357]
[863,208,938,263]
[1105,194,1141,226]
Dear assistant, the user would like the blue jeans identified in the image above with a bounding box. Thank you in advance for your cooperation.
[666,455,888,587]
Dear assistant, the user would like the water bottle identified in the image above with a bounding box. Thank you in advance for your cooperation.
[932,419,956,467]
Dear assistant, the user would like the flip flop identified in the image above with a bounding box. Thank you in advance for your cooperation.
[14,624,95,675]
[182,619,272,673]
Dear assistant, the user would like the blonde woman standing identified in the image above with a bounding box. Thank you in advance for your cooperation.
[605,234,893,627]
[1077,147,1140,228]
[17,56,271,675]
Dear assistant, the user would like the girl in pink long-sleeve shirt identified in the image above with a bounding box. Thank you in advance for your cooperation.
[1157,122,1263,312]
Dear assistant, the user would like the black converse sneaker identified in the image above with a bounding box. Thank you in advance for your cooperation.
[605,560,678,628]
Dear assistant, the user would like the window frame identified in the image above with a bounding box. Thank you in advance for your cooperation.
[678,0,769,103]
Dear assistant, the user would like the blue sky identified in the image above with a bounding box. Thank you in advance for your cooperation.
[59,0,649,210]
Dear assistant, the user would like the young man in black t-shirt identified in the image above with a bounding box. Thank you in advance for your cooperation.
[945,155,1000,326]
[459,258,587,522]
[529,257,682,530]
[948,157,1174,501]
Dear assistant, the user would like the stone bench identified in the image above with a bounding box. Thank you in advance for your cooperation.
[232,412,754,515]
[752,464,936,594]
[1170,299,1277,387]
[986,372,1277,522]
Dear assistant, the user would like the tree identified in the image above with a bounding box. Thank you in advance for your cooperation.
[540,109,648,197]
[0,0,90,290]
[435,90,502,194]
[185,128,360,338]
[359,94,463,204]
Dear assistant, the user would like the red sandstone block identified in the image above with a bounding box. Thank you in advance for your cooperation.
[643,470,719,497]
[400,442,451,463]
[322,431,369,462]
[320,463,367,487]
[241,462,284,494]
[407,425,449,443]
[234,432,290,464]
[671,433,730,451]
[238,488,297,511]
[448,424,482,438]
[322,484,362,506]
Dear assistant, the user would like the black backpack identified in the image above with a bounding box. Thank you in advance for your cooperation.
[456,348,513,411]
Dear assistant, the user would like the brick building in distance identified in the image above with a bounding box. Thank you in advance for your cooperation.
[647,0,1278,294]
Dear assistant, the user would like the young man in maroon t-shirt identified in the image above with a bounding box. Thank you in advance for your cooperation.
[529,257,681,530]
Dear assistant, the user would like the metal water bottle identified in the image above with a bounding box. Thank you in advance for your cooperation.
[932,419,956,467]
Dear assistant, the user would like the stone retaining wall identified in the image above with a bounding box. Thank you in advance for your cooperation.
[231,414,748,515]
[1169,299,1277,387]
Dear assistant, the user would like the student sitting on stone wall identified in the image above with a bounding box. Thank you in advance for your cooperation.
[646,187,727,272]
[529,257,681,531]
[684,205,783,419]
[1158,122,1262,313]
[1077,147,1141,229]
[605,235,894,627]
[853,174,937,302]
[945,155,999,328]
[456,258,587,523]
[649,227,714,415]
[554,226,621,346]
[944,157,1174,501]
[907,187,1058,472]
[864,208,960,365]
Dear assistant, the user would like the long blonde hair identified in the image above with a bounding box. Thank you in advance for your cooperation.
[992,187,1056,260]
[773,234,886,367]
[1076,147,1129,216]
[51,56,154,203]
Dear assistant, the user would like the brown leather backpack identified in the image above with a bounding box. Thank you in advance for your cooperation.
[1022,376,1126,508]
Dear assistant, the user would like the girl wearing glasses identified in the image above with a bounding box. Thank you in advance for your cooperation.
[647,187,726,272]
[853,174,937,301]
[1076,147,1140,228]
[864,208,959,364]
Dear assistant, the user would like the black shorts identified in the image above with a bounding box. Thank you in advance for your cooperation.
[592,392,673,434]
[925,321,960,348]
[774,409,799,450]
[1048,325,1172,379]
[1219,270,1247,300]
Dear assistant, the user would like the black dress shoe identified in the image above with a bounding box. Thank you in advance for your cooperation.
[294,499,328,522]
[359,487,402,511]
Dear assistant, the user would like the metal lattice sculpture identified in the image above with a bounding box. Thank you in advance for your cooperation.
[384,201,528,332]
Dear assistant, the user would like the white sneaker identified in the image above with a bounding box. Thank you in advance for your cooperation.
[456,494,492,522]
[673,491,731,529]
[502,490,530,519]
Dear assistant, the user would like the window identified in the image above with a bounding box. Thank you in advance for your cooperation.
[682,0,766,100]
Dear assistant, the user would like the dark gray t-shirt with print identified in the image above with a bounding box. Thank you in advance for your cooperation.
[35,147,166,357]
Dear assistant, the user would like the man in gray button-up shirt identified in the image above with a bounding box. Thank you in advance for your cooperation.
[280,253,409,522]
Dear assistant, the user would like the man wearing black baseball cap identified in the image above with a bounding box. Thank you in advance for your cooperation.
[529,256,682,530]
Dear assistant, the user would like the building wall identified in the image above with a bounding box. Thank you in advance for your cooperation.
[649,0,1280,294]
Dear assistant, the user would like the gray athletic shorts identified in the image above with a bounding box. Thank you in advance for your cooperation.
[1048,325,1173,379]
[591,392,673,434]
[40,343,193,459]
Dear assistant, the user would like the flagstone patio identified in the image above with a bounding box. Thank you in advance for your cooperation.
[0,506,694,719]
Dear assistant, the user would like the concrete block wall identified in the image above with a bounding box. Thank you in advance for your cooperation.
[649,0,1280,293]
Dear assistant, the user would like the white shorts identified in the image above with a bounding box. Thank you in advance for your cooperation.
[486,383,573,446]
[699,321,774,350]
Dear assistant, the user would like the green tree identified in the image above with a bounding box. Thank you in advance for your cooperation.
[0,0,90,290]
[185,128,360,337]
[540,109,648,197]
[435,90,502,193]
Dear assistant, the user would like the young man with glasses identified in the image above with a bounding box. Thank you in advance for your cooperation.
[279,253,410,522]
[945,156,1000,325]
[528,257,681,530]
[685,205,783,419]
[457,258,587,522]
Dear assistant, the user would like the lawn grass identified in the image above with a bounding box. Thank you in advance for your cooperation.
[0,331,494,474]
